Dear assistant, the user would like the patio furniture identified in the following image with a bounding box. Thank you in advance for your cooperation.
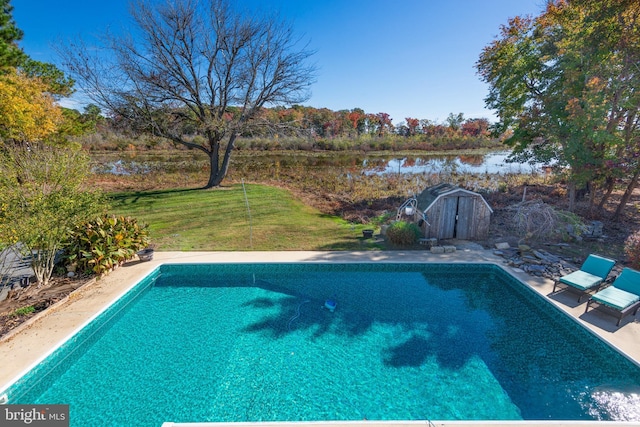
[584,267,640,326]
[552,254,616,302]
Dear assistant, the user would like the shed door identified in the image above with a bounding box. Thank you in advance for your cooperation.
[438,196,476,239]
[439,196,459,239]
[455,197,476,239]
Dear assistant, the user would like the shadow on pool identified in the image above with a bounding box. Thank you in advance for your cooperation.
[231,265,640,420]
[240,273,493,374]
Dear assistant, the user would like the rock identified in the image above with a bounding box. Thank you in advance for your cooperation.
[530,250,561,264]
[527,265,547,273]
[518,244,531,253]
[430,246,445,254]
[495,242,511,250]
[583,220,604,238]
[522,255,541,264]
[443,245,456,253]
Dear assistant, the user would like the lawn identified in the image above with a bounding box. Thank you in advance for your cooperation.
[110,184,382,251]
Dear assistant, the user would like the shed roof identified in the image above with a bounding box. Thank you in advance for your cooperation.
[416,183,493,213]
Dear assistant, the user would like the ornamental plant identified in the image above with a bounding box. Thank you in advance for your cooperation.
[386,220,422,246]
[65,215,150,275]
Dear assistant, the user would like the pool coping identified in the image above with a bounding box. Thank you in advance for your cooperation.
[1,250,639,426]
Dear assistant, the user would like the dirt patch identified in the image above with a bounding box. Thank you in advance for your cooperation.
[291,181,636,263]
[0,275,92,338]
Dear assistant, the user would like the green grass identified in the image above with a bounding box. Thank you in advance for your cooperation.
[110,184,383,251]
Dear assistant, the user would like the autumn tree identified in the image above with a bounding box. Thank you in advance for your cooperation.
[405,117,420,136]
[0,68,63,142]
[61,0,315,188]
[0,0,73,144]
[477,0,640,215]
[348,108,366,135]
[461,118,490,138]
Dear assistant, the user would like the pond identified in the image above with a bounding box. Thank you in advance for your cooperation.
[365,151,544,175]
[91,150,546,176]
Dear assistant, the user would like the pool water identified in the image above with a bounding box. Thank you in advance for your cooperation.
[5,263,640,426]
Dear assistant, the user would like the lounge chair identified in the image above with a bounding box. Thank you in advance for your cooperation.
[584,267,640,326]
[552,254,616,302]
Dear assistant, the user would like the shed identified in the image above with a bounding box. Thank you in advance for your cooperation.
[415,183,492,240]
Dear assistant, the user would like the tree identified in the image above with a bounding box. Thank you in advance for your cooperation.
[460,118,490,138]
[477,1,640,215]
[405,117,420,136]
[0,1,74,144]
[61,0,316,188]
[0,0,26,68]
[0,143,106,287]
[445,112,464,131]
[0,69,63,142]
[20,59,74,98]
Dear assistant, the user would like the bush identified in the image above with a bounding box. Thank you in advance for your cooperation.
[386,220,422,245]
[624,230,640,270]
[65,215,150,275]
[0,143,107,287]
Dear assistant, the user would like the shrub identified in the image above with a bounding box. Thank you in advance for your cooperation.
[0,143,107,287]
[65,215,150,275]
[624,230,640,270]
[386,220,422,245]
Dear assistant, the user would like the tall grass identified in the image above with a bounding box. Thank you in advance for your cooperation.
[79,130,503,153]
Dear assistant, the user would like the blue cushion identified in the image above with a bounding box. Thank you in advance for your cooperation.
[592,286,640,311]
[612,268,640,295]
[581,254,616,278]
[559,270,603,291]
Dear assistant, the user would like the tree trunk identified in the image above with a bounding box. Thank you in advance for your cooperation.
[587,181,597,214]
[568,181,576,212]
[204,133,237,188]
[205,151,220,189]
[598,177,615,211]
[613,169,640,221]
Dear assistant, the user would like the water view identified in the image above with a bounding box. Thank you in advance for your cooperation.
[92,151,546,176]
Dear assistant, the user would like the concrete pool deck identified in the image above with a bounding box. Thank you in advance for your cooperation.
[1,249,640,426]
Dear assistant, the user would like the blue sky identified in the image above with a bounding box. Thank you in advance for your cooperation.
[14,0,544,124]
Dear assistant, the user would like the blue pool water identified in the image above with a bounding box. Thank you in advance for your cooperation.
[4,263,640,426]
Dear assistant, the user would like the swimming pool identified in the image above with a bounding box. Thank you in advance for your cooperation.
[3,263,640,426]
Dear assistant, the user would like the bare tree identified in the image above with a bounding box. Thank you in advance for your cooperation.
[60,0,315,188]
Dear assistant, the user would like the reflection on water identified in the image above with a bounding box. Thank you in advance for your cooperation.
[94,159,151,175]
[92,150,546,176]
[369,151,543,175]
[584,389,640,421]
